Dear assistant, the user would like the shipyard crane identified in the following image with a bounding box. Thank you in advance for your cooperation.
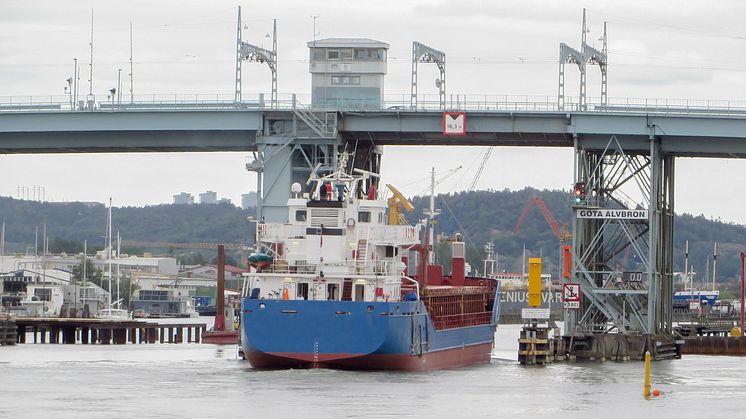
[469,147,494,192]
[512,196,571,243]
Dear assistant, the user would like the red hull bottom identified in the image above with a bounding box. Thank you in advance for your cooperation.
[202,330,238,345]
[246,343,493,371]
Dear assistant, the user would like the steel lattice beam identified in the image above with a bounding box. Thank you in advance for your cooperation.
[411,41,446,110]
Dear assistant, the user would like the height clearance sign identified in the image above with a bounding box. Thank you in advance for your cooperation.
[576,209,648,220]
[443,112,466,135]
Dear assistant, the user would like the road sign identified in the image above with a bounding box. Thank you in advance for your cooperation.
[522,308,550,319]
[563,283,580,309]
[576,209,648,220]
[443,112,466,135]
[623,271,644,283]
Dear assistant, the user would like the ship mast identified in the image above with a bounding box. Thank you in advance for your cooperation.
[423,167,440,264]
[107,198,112,309]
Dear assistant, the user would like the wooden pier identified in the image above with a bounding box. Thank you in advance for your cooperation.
[11,318,208,345]
[1,317,17,345]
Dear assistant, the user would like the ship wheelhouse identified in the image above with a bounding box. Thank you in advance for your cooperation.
[247,168,420,303]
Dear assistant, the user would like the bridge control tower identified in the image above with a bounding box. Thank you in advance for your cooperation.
[308,38,389,109]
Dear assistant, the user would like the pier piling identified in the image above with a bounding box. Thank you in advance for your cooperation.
[6,318,209,347]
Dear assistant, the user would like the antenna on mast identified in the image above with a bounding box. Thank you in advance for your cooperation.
[234,6,243,103]
[88,9,94,101]
[129,21,134,103]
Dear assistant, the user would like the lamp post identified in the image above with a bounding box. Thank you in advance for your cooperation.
[65,77,73,109]
[117,68,122,105]
[72,58,78,108]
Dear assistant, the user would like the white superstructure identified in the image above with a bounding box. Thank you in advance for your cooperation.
[245,162,421,303]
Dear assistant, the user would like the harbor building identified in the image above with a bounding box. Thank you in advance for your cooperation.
[241,192,257,209]
[199,191,217,204]
[308,38,389,109]
[172,192,194,205]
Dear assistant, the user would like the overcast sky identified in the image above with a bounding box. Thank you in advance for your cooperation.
[2,0,746,223]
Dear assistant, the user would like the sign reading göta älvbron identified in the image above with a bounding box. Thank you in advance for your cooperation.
[576,208,648,220]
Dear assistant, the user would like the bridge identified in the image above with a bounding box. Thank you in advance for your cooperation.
[3,5,746,354]
[3,93,746,349]
[2,94,746,157]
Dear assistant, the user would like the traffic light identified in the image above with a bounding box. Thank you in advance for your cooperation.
[573,182,586,204]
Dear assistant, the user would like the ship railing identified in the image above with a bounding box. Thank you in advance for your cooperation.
[358,225,419,244]
[356,259,402,277]
[431,312,493,330]
[6,93,746,116]
[257,223,306,242]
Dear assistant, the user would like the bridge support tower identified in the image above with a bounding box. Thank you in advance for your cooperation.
[565,134,679,360]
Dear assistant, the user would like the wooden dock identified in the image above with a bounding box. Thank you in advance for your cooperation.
[11,317,208,345]
[1,317,17,345]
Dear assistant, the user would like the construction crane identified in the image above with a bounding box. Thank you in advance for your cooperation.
[513,196,572,243]
[469,147,494,191]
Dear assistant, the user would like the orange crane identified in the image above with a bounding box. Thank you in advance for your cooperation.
[513,196,571,243]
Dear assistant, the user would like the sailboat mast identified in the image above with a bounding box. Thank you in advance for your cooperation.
[1,221,5,274]
[83,240,87,287]
[107,198,112,309]
[117,231,121,308]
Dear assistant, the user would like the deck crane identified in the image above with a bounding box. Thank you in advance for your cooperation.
[386,184,415,225]
[469,147,494,191]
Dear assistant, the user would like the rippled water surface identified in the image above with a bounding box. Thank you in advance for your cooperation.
[1,323,744,418]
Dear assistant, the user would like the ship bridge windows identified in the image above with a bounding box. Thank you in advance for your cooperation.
[327,50,340,60]
[331,75,360,85]
[295,210,307,222]
[358,211,371,223]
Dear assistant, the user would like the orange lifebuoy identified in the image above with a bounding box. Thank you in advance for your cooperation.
[479,280,485,286]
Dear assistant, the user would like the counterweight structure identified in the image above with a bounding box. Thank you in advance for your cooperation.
[411,41,446,110]
[558,9,607,111]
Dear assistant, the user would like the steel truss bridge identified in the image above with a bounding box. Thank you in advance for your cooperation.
[2,93,746,341]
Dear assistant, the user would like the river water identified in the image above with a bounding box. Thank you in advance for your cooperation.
[1,323,743,418]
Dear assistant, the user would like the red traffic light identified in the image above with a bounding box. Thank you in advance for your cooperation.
[573,182,586,203]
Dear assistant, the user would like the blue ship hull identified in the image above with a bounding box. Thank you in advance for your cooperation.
[241,298,498,370]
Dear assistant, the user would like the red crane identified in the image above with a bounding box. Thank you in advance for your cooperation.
[513,196,571,242]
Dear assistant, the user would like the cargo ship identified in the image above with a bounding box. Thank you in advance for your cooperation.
[240,160,500,370]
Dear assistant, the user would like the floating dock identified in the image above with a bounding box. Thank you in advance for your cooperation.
[12,318,207,345]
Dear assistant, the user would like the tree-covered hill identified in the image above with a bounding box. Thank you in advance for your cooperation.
[0,197,254,255]
[409,189,746,281]
[1,189,744,281]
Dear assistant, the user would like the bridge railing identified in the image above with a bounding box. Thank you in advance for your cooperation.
[3,93,746,116]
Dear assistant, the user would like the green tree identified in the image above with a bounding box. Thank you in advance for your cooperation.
[71,258,102,285]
